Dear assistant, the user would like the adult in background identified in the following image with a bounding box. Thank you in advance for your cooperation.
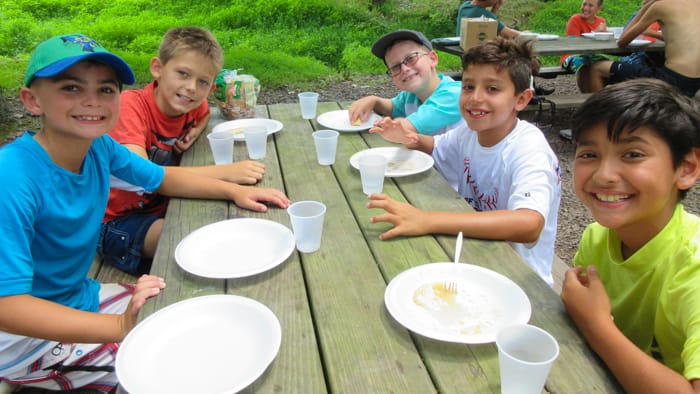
[585,0,700,97]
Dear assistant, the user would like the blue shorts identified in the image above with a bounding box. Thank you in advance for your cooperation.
[98,214,160,275]
[608,62,700,97]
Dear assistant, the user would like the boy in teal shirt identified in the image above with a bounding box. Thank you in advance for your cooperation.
[349,30,463,136]
[562,79,700,391]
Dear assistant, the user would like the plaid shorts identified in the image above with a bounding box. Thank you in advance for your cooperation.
[1,283,134,392]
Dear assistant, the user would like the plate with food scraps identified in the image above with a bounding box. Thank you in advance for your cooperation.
[384,262,531,343]
[349,147,434,177]
[211,118,284,141]
[116,295,281,394]
[317,109,382,132]
[175,218,295,278]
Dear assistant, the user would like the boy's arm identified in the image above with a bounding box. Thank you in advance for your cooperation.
[0,275,164,343]
[369,118,435,154]
[562,266,699,392]
[156,166,290,212]
[173,112,210,153]
[123,143,265,185]
[619,2,660,46]
[367,194,544,242]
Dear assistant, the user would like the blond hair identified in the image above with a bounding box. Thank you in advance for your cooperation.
[158,27,224,71]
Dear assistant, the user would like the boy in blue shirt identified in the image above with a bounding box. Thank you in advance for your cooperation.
[349,29,463,136]
[0,34,287,391]
[562,79,700,391]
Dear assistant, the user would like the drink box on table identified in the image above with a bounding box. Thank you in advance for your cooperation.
[460,17,498,50]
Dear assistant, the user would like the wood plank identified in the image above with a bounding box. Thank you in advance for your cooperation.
[269,101,438,392]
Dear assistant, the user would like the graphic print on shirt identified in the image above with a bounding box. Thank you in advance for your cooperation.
[463,157,499,211]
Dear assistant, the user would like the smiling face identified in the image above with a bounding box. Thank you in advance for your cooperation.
[150,49,219,117]
[459,64,531,146]
[580,0,602,22]
[574,124,688,252]
[384,40,438,98]
[22,60,121,141]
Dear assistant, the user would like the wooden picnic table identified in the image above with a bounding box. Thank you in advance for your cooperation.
[138,101,621,393]
[433,35,665,57]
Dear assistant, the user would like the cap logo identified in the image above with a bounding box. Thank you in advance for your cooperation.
[61,35,101,53]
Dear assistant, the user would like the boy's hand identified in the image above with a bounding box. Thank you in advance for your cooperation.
[369,117,419,145]
[119,274,166,338]
[367,193,428,240]
[217,161,265,184]
[232,186,290,212]
[561,266,613,335]
[174,129,202,154]
[349,96,378,125]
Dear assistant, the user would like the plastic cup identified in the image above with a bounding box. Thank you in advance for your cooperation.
[358,154,387,195]
[243,125,268,160]
[206,132,236,165]
[496,324,560,394]
[298,92,319,119]
[287,201,326,253]
[312,130,339,165]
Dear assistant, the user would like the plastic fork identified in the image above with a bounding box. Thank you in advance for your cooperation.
[443,232,463,294]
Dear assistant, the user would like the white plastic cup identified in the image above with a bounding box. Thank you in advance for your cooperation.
[287,201,326,253]
[496,324,560,394]
[243,125,268,160]
[358,154,387,195]
[312,130,339,165]
[206,132,236,164]
[298,92,319,119]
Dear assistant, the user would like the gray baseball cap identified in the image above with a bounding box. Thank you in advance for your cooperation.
[371,29,433,60]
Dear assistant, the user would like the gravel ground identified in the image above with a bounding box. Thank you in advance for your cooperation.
[3,73,698,266]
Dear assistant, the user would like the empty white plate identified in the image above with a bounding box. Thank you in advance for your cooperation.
[385,263,531,343]
[350,147,434,177]
[117,295,281,394]
[628,39,652,47]
[212,118,283,141]
[175,218,295,278]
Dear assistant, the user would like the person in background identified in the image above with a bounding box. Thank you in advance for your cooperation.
[349,29,463,137]
[561,78,700,392]
[455,0,521,39]
[561,0,612,93]
[618,10,664,67]
[100,27,289,276]
[585,0,700,97]
[367,38,561,286]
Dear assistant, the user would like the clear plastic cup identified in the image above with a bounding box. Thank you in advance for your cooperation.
[298,92,319,119]
[206,132,236,164]
[358,154,387,195]
[243,125,268,160]
[312,130,339,165]
[496,324,560,394]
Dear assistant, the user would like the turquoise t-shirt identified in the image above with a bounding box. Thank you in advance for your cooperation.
[0,132,164,311]
[390,73,463,135]
[574,204,700,379]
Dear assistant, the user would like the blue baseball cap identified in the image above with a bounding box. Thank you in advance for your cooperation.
[25,34,135,87]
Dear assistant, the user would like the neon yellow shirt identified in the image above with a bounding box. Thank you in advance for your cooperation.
[574,204,700,379]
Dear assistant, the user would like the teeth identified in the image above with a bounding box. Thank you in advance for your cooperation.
[77,115,101,121]
[470,111,486,116]
[596,194,628,202]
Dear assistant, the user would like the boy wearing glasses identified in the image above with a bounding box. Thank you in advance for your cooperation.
[368,38,561,286]
[349,29,463,136]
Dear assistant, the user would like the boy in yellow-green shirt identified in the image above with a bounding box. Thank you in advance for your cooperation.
[562,78,700,392]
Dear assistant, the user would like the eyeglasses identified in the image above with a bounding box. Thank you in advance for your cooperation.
[386,51,428,77]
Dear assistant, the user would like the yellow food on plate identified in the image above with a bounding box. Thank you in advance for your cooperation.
[352,118,362,126]
[227,127,243,135]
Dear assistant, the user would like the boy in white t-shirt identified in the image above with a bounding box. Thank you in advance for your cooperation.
[368,37,561,285]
